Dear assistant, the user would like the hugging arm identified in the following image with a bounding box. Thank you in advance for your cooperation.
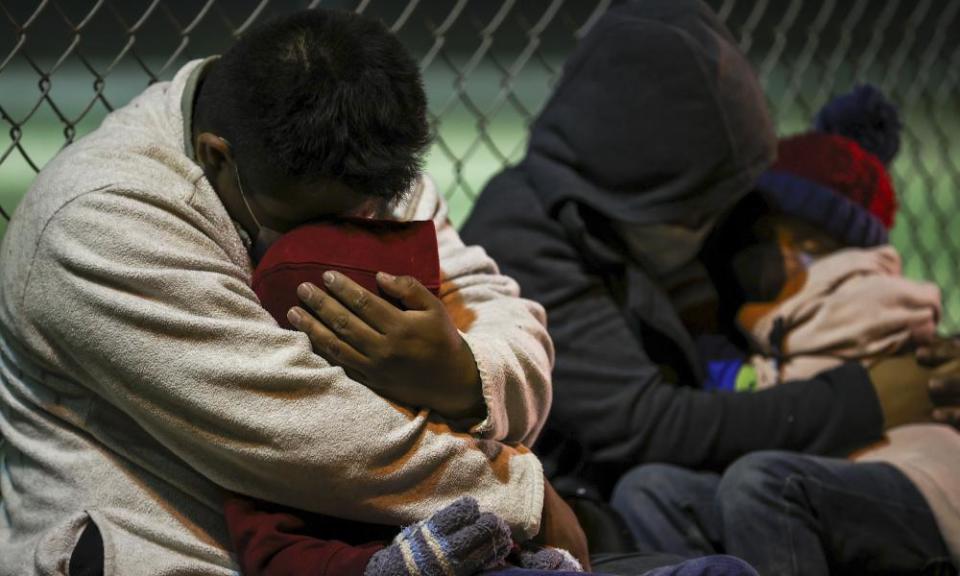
[23,189,545,535]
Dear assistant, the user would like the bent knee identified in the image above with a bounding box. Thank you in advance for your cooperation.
[718,451,806,505]
[614,464,688,498]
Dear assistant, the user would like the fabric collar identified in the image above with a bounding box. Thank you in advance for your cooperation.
[177,56,253,250]
[180,55,220,161]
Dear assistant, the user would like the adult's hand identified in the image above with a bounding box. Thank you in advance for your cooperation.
[929,376,960,428]
[287,270,484,420]
[916,335,960,367]
[534,478,591,571]
[927,357,960,430]
[915,337,960,429]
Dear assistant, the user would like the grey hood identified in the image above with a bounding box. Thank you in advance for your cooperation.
[523,0,776,230]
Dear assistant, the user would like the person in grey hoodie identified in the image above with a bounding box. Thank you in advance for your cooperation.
[0,9,575,575]
[461,0,957,572]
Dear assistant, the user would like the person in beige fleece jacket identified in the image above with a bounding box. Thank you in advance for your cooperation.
[0,10,577,575]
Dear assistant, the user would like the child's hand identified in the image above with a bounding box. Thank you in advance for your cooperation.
[364,497,512,576]
[534,478,592,571]
[287,270,484,420]
[517,543,584,572]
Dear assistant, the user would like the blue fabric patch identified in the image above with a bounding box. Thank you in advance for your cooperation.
[703,359,743,392]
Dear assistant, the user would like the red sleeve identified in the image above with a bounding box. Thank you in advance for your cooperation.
[224,495,385,576]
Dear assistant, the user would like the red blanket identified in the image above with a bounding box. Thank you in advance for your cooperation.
[230,218,439,576]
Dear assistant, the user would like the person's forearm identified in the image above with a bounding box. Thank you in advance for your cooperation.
[555,362,884,470]
[431,193,554,445]
[141,380,546,535]
[709,364,885,463]
[459,324,553,444]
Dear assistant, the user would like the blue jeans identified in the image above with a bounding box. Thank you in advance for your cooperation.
[611,451,956,576]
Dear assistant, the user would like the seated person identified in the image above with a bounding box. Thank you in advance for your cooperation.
[614,85,959,575]
[461,0,953,513]
[0,10,569,575]
[0,9,757,576]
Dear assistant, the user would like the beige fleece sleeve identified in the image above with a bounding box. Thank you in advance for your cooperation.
[401,177,554,446]
[21,188,544,538]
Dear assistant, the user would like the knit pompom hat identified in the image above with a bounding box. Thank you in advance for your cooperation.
[755,84,902,248]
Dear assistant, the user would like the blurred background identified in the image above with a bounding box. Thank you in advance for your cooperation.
[1,0,958,328]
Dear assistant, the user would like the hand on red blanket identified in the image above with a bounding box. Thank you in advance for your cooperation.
[287,270,484,420]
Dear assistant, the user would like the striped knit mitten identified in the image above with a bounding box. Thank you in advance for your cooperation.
[364,497,512,576]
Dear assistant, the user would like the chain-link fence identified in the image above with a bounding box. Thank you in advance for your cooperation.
[1,0,959,328]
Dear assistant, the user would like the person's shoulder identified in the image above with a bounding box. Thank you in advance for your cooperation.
[461,166,556,245]
[15,144,196,237]
[472,167,542,213]
[13,87,202,242]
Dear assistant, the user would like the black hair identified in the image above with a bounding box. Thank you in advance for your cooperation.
[194,9,430,200]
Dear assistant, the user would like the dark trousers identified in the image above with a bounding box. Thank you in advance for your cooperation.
[487,555,757,575]
[67,526,754,576]
[611,451,957,576]
[591,554,758,576]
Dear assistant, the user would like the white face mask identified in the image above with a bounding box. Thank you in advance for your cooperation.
[613,219,716,279]
[217,137,282,261]
[232,161,283,262]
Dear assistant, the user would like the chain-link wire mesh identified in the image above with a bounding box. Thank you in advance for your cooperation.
[1,0,959,328]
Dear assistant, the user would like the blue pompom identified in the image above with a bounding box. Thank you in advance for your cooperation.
[813,84,902,165]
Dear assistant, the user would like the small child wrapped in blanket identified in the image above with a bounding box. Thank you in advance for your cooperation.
[223,217,582,576]
[701,85,960,565]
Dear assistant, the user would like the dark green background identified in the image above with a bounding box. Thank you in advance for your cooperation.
[2,0,958,327]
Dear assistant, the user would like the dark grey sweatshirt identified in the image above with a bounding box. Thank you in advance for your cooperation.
[462,0,883,494]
